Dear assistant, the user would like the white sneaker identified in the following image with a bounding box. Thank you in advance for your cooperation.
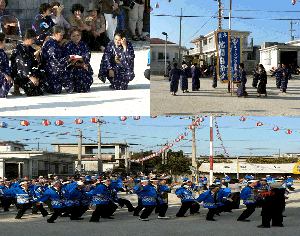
[139,218,149,221]
[158,216,170,219]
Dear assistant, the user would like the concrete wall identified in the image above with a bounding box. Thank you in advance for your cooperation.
[6,0,91,32]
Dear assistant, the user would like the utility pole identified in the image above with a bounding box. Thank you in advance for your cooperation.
[78,129,82,173]
[229,0,232,96]
[179,8,182,64]
[192,116,196,177]
[162,32,168,76]
[141,149,144,173]
[290,20,296,41]
[218,0,222,30]
[124,139,128,173]
[97,117,102,173]
[164,140,168,164]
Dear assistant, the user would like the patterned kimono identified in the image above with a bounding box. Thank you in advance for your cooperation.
[281,67,290,93]
[170,68,181,93]
[99,41,135,90]
[257,70,267,94]
[236,69,247,97]
[10,43,46,96]
[40,37,70,94]
[271,67,283,89]
[32,14,55,45]
[0,49,12,98]
[62,40,93,93]
[180,68,189,91]
[252,67,259,88]
[212,66,217,88]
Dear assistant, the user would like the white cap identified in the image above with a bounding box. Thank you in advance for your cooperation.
[141,179,150,182]
[20,181,27,185]
[77,181,84,186]
[248,180,259,183]
[266,175,270,177]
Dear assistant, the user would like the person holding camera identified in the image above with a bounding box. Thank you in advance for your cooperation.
[98,29,135,90]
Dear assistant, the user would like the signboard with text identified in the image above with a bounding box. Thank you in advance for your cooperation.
[231,37,242,82]
[215,31,229,83]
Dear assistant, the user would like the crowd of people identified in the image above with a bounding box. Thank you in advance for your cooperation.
[0,0,149,97]
[168,61,293,98]
[0,171,294,227]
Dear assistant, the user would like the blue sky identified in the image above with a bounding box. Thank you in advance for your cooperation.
[1,116,300,157]
[150,0,300,48]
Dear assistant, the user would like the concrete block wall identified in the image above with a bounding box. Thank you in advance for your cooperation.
[6,0,91,32]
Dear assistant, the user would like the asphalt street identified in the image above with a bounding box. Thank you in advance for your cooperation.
[150,75,300,116]
[0,186,299,236]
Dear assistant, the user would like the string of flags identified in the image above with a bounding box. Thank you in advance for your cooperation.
[214,117,230,158]
[129,117,205,163]
[151,0,172,12]
[239,117,293,134]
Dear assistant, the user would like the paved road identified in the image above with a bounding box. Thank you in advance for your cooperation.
[0,187,299,236]
[0,43,150,116]
[151,75,300,116]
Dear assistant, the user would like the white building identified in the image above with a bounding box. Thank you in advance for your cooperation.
[189,30,253,66]
[260,40,300,71]
[150,38,188,75]
[0,141,77,179]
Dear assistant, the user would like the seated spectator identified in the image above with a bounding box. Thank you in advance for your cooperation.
[40,25,71,94]
[0,0,10,16]
[85,2,109,51]
[0,32,13,98]
[128,0,146,41]
[67,3,94,45]
[62,27,93,93]
[98,30,135,90]
[32,3,55,45]
[50,2,71,35]
[10,29,46,96]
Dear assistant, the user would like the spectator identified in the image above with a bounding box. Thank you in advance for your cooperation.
[67,4,94,49]
[127,0,146,41]
[62,27,94,93]
[50,2,71,34]
[98,29,135,90]
[85,2,109,51]
[32,3,55,46]
[0,0,9,16]
[101,0,120,41]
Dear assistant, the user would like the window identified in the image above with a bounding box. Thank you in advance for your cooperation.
[158,52,164,60]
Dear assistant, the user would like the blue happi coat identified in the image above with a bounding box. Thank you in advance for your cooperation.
[138,184,157,205]
[37,187,68,208]
[170,68,181,93]
[32,14,55,45]
[240,186,257,204]
[62,40,93,93]
[40,37,70,94]
[131,184,143,200]
[286,177,293,186]
[180,68,189,91]
[0,49,12,98]
[196,189,228,208]
[175,186,196,202]
[0,186,34,204]
[67,187,90,206]
[87,184,114,205]
[30,184,45,202]
[153,184,171,204]
[99,41,135,90]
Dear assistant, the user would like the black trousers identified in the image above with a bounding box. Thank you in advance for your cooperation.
[133,199,143,216]
[90,202,118,221]
[206,208,219,220]
[156,203,168,217]
[70,205,89,220]
[140,205,155,219]
[16,203,32,219]
[44,199,54,212]
[48,207,68,222]
[237,203,257,220]
[176,201,200,217]
[117,198,134,211]
[2,198,12,211]
[261,208,283,227]
[32,202,48,216]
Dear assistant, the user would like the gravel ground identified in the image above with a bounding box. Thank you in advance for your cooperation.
[0,44,150,116]
[0,185,299,236]
[150,75,300,116]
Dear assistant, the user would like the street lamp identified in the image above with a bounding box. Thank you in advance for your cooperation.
[162,32,168,77]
